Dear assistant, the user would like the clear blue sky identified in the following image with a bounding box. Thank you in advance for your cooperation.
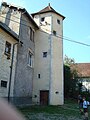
[1,0,90,63]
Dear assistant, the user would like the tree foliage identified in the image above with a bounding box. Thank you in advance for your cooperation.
[64,55,79,98]
[64,55,75,66]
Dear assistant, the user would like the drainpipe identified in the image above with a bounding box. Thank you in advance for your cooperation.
[8,41,23,102]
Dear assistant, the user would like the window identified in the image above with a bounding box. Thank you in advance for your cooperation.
[5,41,11,55]
[41,17,45,22]
[1,80,7,88]
[43,52,47,57]
[10,8,17,15]
[38,74,40,79]
[53,30,56,36]
[57,19,60,24]
[28,51,33,67]
[30,27,34,42]
[32,30,34,42]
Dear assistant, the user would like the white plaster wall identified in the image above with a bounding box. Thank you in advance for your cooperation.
[50,36,64,105]
[33,12,64,105]
[34,13,52,34]
[49,14,64,105]
[33,30,51,103]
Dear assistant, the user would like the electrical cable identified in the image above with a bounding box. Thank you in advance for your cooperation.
[0,15,90,47]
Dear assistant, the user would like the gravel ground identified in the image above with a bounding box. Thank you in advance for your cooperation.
[24,113,84,120]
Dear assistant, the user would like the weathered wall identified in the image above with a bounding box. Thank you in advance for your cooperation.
[0,29,17,97]
[13,14,36,99]
[0,4,21,35]
[0,4,37,105]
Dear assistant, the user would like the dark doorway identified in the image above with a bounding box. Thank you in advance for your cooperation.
[40,90,49,105]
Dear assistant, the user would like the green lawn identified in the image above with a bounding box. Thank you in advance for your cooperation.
[18,99,90,120]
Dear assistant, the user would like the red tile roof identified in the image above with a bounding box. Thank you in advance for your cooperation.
[71,63,90,77]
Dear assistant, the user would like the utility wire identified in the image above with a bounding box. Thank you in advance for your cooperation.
[39,28,90,47]
[0,13,89,46]
[0,15,90,47]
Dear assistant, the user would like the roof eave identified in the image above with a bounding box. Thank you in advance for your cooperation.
[21,8,39,29]
[32,11,65,20]
[0,22,19,41]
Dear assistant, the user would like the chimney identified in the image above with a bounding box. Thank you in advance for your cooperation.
[48,3,50,6]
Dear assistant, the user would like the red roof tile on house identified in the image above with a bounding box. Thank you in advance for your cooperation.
[71,63,90,77]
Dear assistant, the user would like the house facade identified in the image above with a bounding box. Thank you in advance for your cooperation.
[0,2,65,105]
[0,21,19,99]
[0,2,39,105]
[74,63,90,92]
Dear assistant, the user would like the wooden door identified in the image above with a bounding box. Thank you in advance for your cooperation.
[40,90,49,105]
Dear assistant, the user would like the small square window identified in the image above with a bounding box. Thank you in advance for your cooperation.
[53,30,56,36]
[38,74,40,79]
[1,80,7,88]
[43,52,47,57]
[41,17,45,22]
[57,19,60,24]
[5,41,11,55]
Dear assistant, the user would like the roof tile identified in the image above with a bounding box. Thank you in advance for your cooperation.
[71,63,90,77]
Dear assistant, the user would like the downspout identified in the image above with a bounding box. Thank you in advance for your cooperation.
[8,9,24,102]
[8,42,18,102]
[8,41,23,102]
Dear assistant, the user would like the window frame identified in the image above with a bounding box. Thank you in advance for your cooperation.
[28,50,34,67]
[4,41,11,59]
[30,27,34,42]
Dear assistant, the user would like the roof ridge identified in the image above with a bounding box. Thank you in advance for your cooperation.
[38,4,56,13]
[32,4,65,20]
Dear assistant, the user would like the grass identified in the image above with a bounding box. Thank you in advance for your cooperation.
[18,99,89,120]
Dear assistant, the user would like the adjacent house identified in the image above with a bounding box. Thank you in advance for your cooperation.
[0,2,65,105]
[71,63,90,92]
[0,21,19,99]
[0,2,39,105]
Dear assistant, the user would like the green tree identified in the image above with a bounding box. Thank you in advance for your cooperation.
[64,55,75,65]
[64,55,78,98]
[64,65,72,97]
